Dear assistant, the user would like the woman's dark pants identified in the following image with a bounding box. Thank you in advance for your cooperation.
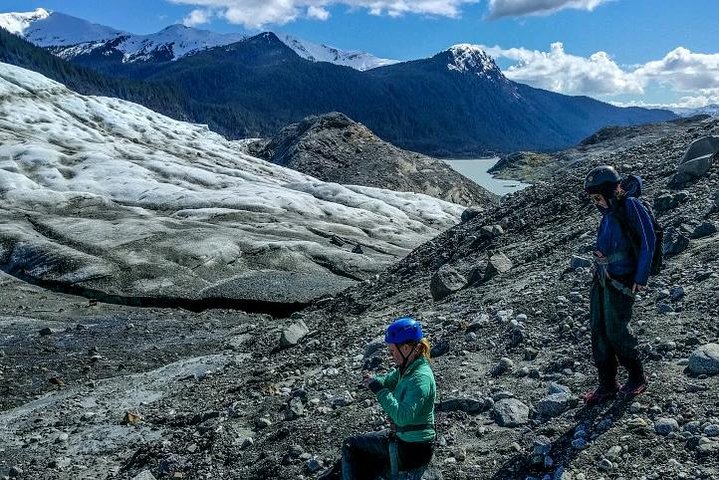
[590,279,644,389]
[341,430,433,480]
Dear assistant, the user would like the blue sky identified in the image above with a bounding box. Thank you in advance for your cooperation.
[4,0,719,108]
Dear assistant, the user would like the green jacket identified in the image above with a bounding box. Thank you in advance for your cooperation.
[373,356,436,442]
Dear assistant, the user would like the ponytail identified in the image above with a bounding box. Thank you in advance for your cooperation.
[417,338,431,360]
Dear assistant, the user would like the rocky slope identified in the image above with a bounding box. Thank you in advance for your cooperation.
[490,116,713,183]
[2,115,717,480]
[258,112,497,207]
[0,62,468,307]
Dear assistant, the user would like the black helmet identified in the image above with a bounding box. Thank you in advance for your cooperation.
[584,165,621,196]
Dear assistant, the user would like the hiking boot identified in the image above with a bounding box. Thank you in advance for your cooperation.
[582,384,619,406]
[620,377,648,397]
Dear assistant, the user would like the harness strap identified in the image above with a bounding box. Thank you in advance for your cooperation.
[395,423,435,433]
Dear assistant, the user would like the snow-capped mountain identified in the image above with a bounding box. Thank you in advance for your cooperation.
[671,104,719,118]
[446,44,503,77]
[0,8,123,47]
[0,8,396,70]
[0,61,462,304]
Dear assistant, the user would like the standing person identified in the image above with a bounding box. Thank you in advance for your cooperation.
[321,316,436,480]
[583,165,654,405]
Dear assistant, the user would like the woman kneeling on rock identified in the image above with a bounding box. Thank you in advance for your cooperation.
[322,316,436,479]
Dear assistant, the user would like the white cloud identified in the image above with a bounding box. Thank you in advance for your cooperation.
[633,47,719,91]
[487,0,610,19]
[169,0,479,28]
[307,5,330,20]
[484,42,643,96]
[183,8,213,26]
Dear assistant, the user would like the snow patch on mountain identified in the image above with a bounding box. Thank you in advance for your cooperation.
[281,34,398,71]
[0,62,462,303]
[0,7,50,36]
[447,44,502,76]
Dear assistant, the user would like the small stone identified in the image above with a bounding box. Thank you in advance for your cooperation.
[606,445,622,460]
[305,456,322,474]
[123,411,143,425]
[39,327,53,336]
[703,424,719,437]
[132,471,157,480]
[237,436,253,449]
[255,417,272,429]
[630,402,642,414]
[598,458,614,471]
[571,438,588,449]
[280,320,310,348]
[655,418,679,436]
[491,357,514,376]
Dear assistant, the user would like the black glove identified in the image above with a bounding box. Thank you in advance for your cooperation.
[367,379,384,394]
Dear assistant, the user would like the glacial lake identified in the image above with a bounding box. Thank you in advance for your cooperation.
[443,157,531,196]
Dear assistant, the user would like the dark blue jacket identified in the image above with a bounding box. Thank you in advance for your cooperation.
[596,196,656,286]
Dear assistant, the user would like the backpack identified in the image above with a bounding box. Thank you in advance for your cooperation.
[612,175,664,277]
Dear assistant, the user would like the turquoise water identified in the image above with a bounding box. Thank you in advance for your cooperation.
[443,157,531,196]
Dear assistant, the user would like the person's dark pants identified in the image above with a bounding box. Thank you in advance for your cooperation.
[341,430,433,480]
[590,277,644,389]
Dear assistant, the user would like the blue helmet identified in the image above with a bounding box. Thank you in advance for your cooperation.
[385,317,423,345]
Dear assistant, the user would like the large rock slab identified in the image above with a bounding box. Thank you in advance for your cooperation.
[484,252,513,281]
[430,265,466,300]
[0,64,465,304]
[688,344,719,375]
[670,136,719,186]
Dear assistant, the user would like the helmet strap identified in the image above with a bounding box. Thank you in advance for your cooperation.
[398,343,419,374]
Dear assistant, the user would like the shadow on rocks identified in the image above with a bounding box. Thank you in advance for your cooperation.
[488,397,633,480]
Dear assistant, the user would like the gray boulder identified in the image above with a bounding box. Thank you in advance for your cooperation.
[479,224,505,238]
[461,206,484,223]
[484,252,513,281]
[430,265,466,300]
[653,192,687,213]
[688,344,719,375]
[280,320,310,348]
[493,398,530,427]
[663,228,690,256]
[691,221,717,239]
[536,393,570,418]
[436,397,489,414]
[670,136,719,186]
